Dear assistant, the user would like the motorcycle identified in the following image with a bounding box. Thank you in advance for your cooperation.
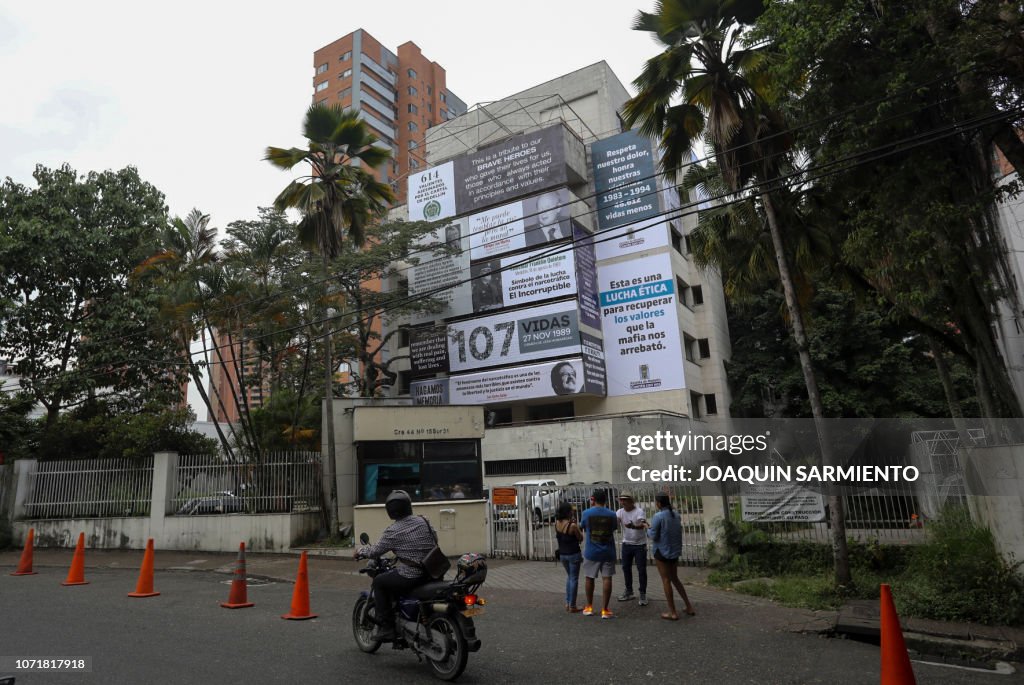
[352,533,487,681]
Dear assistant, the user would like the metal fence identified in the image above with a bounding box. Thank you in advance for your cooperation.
[21,458,154,519]
[171,452,322,516]
[489,483,709,565]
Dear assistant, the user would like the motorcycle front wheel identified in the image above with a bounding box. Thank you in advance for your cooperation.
[426,613,468,681]
[352,596,382,654]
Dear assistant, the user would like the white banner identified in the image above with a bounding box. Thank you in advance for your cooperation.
[500,247,577,308]
[741,483,827,522]
[598,253,685,395]
[446,300,583,373]
[408,161,456,222]
[449,357,601,404]
[466,201,527,261]
[594,214,671,261]
[407,221,471,325]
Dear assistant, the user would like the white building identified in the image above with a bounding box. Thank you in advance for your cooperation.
[335,62,733,515]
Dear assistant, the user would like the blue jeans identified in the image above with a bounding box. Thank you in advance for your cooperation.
[621,544,647,594]
[561,552,582,607]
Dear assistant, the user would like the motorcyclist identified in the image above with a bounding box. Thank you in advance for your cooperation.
[355,490,435,640]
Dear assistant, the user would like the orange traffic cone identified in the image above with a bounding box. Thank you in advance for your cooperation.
[880,584,916,684]
[11,527,38,576]
[220,542,255,609]
[61,532,89,586]
[281,551,317,620]
[128,538,160,598]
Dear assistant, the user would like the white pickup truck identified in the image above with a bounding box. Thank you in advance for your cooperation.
[513,479,561,522]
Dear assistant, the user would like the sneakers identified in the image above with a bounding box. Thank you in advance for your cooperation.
[617,591,635,602]
[601,609,616,620]
[638,593,649,606]
[582,605,594,616]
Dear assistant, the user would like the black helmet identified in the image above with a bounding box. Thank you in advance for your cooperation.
[385,490,413,520]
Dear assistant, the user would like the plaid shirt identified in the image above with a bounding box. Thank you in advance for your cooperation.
[358,515,436,579]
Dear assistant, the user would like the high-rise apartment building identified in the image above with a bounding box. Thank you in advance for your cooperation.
[312,29,467,204]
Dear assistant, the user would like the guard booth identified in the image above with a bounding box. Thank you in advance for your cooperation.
[351,405,489,556]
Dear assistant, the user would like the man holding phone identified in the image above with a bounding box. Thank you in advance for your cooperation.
[616,492,649,606]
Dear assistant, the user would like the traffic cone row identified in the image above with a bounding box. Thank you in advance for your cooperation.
[10,530,316,619]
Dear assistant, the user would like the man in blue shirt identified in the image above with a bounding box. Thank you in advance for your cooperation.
[579,488,618,619]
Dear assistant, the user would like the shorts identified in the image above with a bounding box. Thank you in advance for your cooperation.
[582,559,616,578]
[653,549,679,563]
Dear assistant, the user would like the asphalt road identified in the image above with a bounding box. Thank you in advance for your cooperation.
[1,566,1020,685]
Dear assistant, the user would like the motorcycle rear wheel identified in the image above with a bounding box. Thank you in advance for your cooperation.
[352,596,382,654]
[426,613,468,681]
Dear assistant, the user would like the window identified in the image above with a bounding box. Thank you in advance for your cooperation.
[528,402,574,421]
[683,334,697,363]
[398,326,411,348]
[692,285,704,305]
[408,121,418,132]
[427,85,433,96]
[357,440,482,503]
[408,139,419,149]
[408,103,418,114]
[397,371,411,394]
[690,391,702,419]
[705,393,718,416]
[484,407,513,427]
[315,81,329,93]
[671,229,683,254]
[316,98,327,105]
[676,277,691,308]
[684,234,693,254]
[484,456,567,476]
[409,157,421,170]
[407,68,417,79]
[428,103,433,113]
[698,338,711,359]
[340,68,352,79]
[408,85,418,96]
[338,87,351,100]
[316,63,328,74]
[340,51,351,61]
[440,92,447,104]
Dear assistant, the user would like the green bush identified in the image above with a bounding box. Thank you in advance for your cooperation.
[708,508,1024,625]
[894,507,1024,625]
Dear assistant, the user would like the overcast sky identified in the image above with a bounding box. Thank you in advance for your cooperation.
[1,0,664,420]
[1,0,661,228]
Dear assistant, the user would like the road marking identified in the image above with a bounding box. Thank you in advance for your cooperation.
[913,659,1015,675]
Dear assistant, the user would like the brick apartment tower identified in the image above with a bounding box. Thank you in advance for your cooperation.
[312,29,467,203]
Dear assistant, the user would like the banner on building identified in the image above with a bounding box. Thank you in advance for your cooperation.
[448,356,604,404]
[598,253,685,395]
[466,187,576,262]
[408,161,457,222]
[453,125,570,214]
[410,378,451,406]
[410,327,450,374]
[580,332,607,396]
[407,222,471,325]
[446,300,585,374]
[573,224,602,330]
[592,129,661,231]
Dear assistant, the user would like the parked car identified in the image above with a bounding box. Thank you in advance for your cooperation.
[494,479,562,522]
[176,491,246,515]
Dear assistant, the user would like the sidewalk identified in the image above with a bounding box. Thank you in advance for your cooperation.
[3,546,1021,662]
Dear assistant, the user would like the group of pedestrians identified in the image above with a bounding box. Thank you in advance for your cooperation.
[555,490,696,621]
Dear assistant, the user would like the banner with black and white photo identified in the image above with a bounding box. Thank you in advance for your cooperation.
[500,247,577,309]
[446,300,585,374]
[448,356,604,404]
[407,221,471,325]
[598,253,685,395]
[466,187,576,263]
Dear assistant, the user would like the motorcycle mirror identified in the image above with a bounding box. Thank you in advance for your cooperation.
[359,532,369,545]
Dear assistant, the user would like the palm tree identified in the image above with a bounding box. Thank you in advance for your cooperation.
[134,209,240,461]
[624,0,852,585]
[265,104,394,537]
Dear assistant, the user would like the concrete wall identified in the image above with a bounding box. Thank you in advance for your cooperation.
[960,444,1024,564]
[9,454,320,553]
[354,500,488,557]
